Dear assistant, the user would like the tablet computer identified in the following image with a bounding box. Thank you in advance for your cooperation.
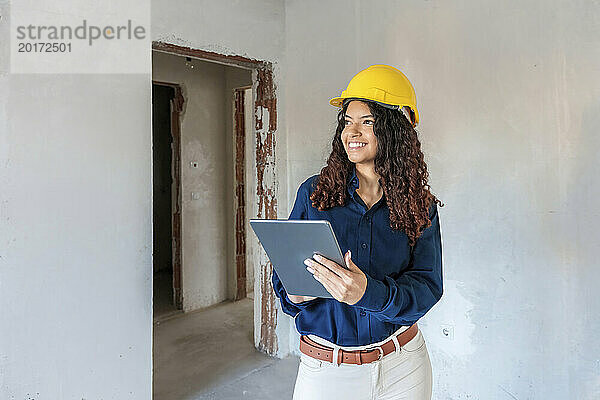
[249,219,346,299]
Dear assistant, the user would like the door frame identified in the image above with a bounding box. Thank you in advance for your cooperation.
[233,87,250,301]
[152,41,281,356]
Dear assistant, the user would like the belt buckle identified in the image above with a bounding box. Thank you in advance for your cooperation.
[370,346,383,362]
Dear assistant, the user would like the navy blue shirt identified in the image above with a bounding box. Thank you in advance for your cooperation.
[271,166,443,346]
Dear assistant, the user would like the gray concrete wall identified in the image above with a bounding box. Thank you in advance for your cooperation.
[283,1,600,399]
[0,4,153,398]
[152,0,285,63]
[0,74,153,399]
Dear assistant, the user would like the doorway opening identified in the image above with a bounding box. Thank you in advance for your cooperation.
[151,43,279,328]
[151,43,280,399]
[152,82,184,319]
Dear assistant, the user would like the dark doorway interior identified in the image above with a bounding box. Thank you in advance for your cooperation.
[152,84,177,318]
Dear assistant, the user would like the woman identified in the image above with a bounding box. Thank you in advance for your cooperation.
[272,64,444,400]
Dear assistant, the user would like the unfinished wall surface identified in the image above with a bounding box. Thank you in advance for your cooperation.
[0,4,153,399]
[0,74,153,399]
[283,0,599,399]
[152,0,284,63]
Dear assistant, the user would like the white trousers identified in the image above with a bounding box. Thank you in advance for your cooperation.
[292,327,433,400]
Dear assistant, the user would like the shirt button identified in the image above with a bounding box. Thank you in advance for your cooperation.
[361,243,367,249]
[365,216,371,222]
[360,310,366,316]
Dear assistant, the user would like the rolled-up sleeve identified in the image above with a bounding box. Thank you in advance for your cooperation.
[271,179,320,317]
[353,202,443,323]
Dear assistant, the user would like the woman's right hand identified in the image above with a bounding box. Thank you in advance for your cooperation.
[288,294,317,303]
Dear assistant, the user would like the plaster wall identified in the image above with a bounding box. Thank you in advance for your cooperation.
[282,1,600,399]
[0,3,153,398]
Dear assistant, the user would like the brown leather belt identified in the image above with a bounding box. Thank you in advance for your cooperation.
[299,323,418,365]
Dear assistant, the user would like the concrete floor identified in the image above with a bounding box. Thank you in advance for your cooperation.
[153,269,182,320]
[153,297,299,400]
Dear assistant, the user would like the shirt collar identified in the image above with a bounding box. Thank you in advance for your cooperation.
[347,166,386,207]
[347,165,360,197]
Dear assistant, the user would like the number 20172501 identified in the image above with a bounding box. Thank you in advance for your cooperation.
[18,42,72,52]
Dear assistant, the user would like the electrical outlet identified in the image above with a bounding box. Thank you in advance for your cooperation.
[440,324,454,340]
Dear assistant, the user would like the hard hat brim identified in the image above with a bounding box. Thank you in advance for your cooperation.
[329,97,345,107]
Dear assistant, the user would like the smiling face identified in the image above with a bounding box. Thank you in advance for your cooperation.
[341,100,378,165]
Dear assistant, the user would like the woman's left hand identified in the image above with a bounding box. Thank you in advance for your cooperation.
[304,250,367,305]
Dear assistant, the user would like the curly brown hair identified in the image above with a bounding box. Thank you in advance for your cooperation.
[309,99,444,247]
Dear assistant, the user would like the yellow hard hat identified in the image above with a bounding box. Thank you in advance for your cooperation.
[329,64,419,127]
